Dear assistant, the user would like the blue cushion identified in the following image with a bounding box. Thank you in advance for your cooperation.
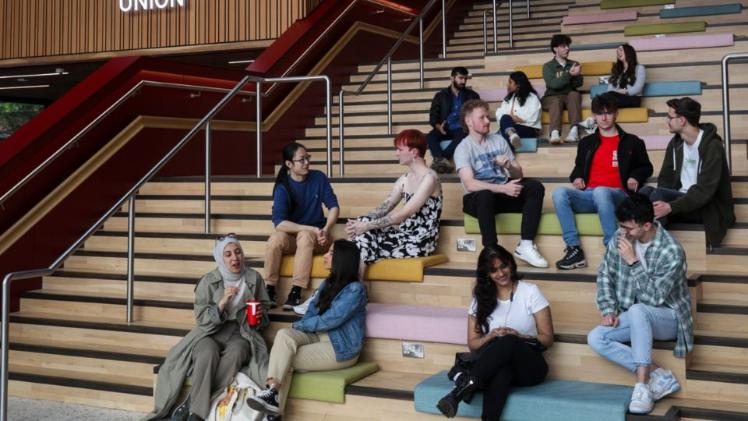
[442,138,537,153]
[660,4,742,19]
[414,371,633,421]
[590,81,702,98]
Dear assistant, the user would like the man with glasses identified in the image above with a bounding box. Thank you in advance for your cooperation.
[552,93,653,270]
[588,194,692,415]
[639,97,735,248]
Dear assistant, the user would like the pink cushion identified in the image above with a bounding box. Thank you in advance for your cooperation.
[366,303,467,345]
[562,11,637,26]
[642,135,671,150]
[479,86,546,102]
[629,33,734,52]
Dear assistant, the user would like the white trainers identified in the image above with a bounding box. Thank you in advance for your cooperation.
[509,132,522,149]
[629,382,654,414]
[549,130,562,145]
[293,289,318,315]
[579,116,597,134]
[564,126,580,143]
[649,368,680,401]
[514,242,549,268]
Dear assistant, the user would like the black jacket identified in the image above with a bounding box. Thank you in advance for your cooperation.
[428,86,480,130]
[569,125,653,193]
[658,123,735,247]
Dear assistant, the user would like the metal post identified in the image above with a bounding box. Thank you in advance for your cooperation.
[126,197,135,324]
[509,0,513,48]
[255,82,262,178]
[483,10,487,56]
[204,121,211,233]
[492,0,498,53]
[527,0,530,19]
[419,17,424,89]
[721,55,734,174]
[441,0,446,58]
[387,56,393,136]
[324,76,332,177]
[338,90,345,176]
[1,275,11,421]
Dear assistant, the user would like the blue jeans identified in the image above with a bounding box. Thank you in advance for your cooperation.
[552,186,627,247]
[587,304,678,372]
[498,114,538,139]
[426,127,466,160]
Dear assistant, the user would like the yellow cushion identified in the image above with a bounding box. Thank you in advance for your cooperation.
[279,254,448,282]
[516,61,614,79]
[542,107,648,124]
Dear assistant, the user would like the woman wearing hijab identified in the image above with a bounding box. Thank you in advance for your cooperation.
[143,234,272,421]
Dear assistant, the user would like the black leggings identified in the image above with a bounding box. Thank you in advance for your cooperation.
[471,335,548,421]
[606,91,641,108]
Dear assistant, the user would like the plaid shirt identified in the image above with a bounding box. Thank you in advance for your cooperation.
[596,223,694,357]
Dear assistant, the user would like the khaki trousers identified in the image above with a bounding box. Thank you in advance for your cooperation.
[541,91,582,133]
[190,322,250,419]
[263,230,329,288]
[268,328,358,414]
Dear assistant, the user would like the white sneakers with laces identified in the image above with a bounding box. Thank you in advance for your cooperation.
[549,129,562,145]
[649,368,681,401]
[564,126,580,143]
[513,242,549,268]
[629,382,654,414]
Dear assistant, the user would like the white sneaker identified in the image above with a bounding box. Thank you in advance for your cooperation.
[549,130,562,145]
[514,242,549,268]
[509,132,522,149]
[564,126,580,143]
[293,289,318,315]
[648,368,680,401]
[629,383,654,414]
[579,116,597,134]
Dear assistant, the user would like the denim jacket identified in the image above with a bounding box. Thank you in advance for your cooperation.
[292,280,367,361]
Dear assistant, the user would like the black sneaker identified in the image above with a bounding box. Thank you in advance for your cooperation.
[247,386,280,414]
[555,246,587,270]
[171,397,190,421]
[266,285,277,309]
[187,414,204,421]
[265,415,282,421]
[282,287,302,311]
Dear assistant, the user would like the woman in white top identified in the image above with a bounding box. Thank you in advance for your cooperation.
[495,71,542,150]
[606,43,646,108]
[437,245,554,421]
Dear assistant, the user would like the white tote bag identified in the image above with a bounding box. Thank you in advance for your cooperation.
[206,372,265,421]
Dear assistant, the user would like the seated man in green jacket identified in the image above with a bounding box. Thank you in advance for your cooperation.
[639,97,735,248]
[541,34,583,145]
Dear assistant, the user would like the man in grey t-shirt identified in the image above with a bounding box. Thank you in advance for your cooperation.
[454,99,548,268]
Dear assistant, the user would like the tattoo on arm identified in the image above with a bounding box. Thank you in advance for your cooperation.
[366,198,392,219]
[367,216,393,230]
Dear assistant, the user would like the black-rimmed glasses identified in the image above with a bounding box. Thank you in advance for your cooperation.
[292,155,312,163]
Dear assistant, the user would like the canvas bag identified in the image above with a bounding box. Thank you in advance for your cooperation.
[206,372,265,421]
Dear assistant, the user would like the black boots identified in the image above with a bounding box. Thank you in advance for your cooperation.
[436,372,478,418]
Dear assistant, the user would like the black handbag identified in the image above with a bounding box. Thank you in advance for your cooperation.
[447,351,478,382]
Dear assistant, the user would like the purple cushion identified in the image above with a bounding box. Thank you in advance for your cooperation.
[366,303,467,345]
[479,86,546,102]
[642,135,671,150]
[630,33,733,51]
[562,10,637,25]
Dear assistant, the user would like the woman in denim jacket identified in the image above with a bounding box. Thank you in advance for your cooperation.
[247,239,367,420]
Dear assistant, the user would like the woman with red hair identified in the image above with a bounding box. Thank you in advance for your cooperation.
[345,129,443,267]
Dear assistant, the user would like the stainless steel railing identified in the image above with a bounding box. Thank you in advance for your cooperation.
[338,0,441,176]
[721,52,748,174]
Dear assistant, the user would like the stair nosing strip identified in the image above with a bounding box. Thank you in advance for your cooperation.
[9,342,163,365]
[8,371,152,396]
[9,315,189,336]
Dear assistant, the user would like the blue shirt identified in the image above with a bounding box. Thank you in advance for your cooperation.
[445,90,464,130]
[271,170,339,227]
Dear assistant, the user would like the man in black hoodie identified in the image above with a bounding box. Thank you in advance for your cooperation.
[552,93,653,270]
[426,66,480,173]
[640,97,735,248]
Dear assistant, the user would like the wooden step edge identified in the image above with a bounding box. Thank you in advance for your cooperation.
[687,369,748,385]
[699,274,748,284]
[9,371,152,396]
[694,335,748,349]
[9,315,189,337]
[9,342,163,365]
[93,230,268,242]
[697,303,748,315]
[707,246,748,256]
[136,194,270,201]
[50,270,195,285]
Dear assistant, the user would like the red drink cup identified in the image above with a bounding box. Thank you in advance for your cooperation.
[246,300,260,326]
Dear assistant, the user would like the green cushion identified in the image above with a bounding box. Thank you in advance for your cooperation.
[600,0,671,9]
[463,213,603,236]
[288,361,379,403]
[624,21,706,36]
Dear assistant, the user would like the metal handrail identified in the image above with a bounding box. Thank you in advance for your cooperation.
[721,52,748,174]
[337,0,441,176]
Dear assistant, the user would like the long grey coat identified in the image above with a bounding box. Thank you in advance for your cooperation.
[143,267,271,421]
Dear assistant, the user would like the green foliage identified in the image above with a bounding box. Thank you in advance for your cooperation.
[0,102,44,138]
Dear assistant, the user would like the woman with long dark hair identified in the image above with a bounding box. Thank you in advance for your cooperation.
[607,44,646,108]
[263,142,340,310]
[437,245,554,421]
[495,71,541,150]
[248,239,367,420]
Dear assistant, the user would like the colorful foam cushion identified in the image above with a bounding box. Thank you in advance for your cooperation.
[414,371,634,421]
[600,0,671,9]
[478,86,546,102]
[660,4,742,19]
[629,33,734,52]
[279,254,448,282]
[366,303,467,345]
[541,107,648,124]
[288,362,379,403]
[642,135,672,150]
[516,62,613,79]
[590,81,702,98]
[562,10,637,26]
[463,213,603,236]
[624,21,706,36]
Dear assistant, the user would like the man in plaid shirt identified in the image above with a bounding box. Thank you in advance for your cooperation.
[587,194,693,415]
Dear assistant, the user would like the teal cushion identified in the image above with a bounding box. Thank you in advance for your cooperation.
[463,213,603,236]
[414,371,634,421]
[590,81,702,98]
[660,4,742,19]
[288,362,378,403]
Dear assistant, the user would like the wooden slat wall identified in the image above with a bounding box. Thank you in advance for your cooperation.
[0,0,320,60]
